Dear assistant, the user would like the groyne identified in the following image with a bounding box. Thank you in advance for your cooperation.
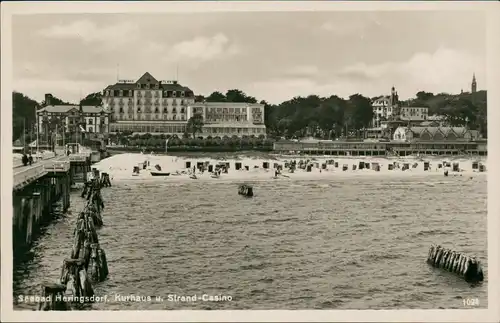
[38,172,111,311]
[427,245,484,283]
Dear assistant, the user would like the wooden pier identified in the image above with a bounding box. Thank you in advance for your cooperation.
[12,152,92,257]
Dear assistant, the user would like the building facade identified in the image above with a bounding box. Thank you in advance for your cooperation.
[37,103,110,135]
[104,72,195,135]
[186,102,267,137]
[371,86,399,128]
[399,106,429,121]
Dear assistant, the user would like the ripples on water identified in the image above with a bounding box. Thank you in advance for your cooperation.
[13,175,487,310]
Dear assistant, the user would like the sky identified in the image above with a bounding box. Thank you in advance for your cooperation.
[12,11,486,105]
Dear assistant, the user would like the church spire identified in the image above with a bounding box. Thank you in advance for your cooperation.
[471,73,477,93]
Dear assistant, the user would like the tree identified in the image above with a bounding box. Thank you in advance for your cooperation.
[186,113,204,138]
[41,94,74,106]
[12,92,39,142]
[416,91,434,101]
[195,95,206,103]
[348,94,373,130]
[225,89,257,103]
[80,92,103,106]
[206,91,227,102]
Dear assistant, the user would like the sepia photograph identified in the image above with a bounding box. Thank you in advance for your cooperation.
[1,1,499,322]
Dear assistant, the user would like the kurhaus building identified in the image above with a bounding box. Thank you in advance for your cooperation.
[104,71,267,137]
[104,72,195,134]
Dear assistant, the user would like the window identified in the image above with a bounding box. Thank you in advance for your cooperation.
[173,115,177,120]
[137,83,141,88]
[88,126,93,133]
[172,91,177,97]
[88,119,93,125]
[181,91,185,97]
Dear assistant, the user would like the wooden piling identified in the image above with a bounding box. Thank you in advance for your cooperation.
[427,245,484,282]
[60,258,94,299]
[37,283,70,311]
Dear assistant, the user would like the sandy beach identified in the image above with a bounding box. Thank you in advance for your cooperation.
[92,153,488,182]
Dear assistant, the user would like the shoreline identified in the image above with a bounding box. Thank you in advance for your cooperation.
[93,153,488,182]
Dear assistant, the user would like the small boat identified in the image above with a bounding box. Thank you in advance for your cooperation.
[190,174,197,179]
[150,171,170,177]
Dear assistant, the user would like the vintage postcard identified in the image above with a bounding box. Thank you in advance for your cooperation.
[1,1,499,322]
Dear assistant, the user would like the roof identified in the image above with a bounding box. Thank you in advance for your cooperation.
[104,72,194,93]
[38,105,109,114]
[399,126,469,136]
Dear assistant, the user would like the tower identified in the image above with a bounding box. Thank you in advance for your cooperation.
[390,86,400,118]
[471,73,477,93]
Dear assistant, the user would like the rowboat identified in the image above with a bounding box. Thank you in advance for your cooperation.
[150,171,170,177]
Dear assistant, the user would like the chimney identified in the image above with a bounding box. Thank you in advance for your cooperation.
[45,93,53,106]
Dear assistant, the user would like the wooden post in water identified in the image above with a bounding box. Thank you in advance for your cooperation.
[23,197,34,246]
[38,283,70,311]
[60,258,94,300]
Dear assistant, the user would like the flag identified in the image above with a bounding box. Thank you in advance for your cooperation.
[79,125,86,133]
[28,140,37,148]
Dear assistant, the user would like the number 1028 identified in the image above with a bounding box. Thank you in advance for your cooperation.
[463,298,479,306]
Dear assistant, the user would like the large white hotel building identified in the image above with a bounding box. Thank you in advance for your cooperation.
[103,72,266,137]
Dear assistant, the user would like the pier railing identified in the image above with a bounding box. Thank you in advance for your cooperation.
[68,153,89,162]
[13,164,47,189]
[44,160,71,173]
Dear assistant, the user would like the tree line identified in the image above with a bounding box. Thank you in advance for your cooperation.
[12,87,488,145]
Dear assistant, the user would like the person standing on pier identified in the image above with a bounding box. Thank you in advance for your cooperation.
[22,153,28,166]
[28,154,33,165]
